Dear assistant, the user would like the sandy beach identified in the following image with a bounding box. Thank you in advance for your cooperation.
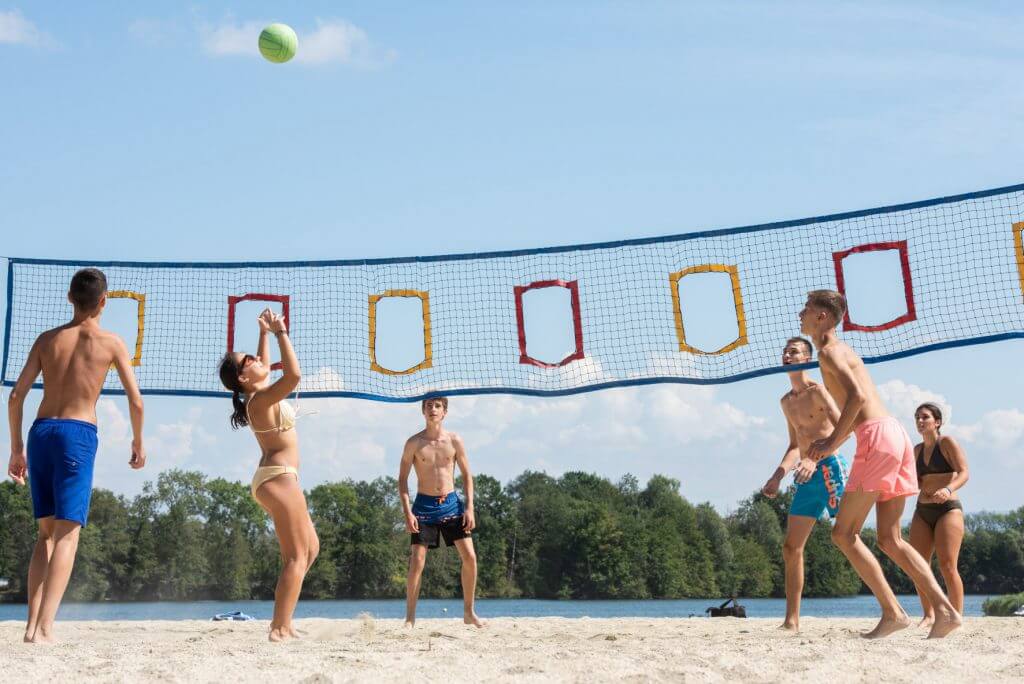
[1,617,1022,682]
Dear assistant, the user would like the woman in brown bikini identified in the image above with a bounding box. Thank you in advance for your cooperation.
[908,402,969,627]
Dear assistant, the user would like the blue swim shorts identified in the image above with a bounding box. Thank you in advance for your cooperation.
[411,492,469,548]
[27,418,99,527]
[790,454,848,520]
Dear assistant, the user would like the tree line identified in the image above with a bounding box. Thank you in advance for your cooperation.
[1,470,1022,602]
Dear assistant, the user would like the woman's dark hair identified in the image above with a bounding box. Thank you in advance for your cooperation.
[218,353,249,430]
[915,402,943,433]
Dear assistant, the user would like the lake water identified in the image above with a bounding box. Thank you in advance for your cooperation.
[0,595,996,621]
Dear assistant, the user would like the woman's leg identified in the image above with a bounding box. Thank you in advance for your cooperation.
[907,511,936,625]
[874,497,960,639]
[256,474,312,642]
[933,509,965,615]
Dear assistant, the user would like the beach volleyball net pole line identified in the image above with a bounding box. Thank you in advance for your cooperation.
[3,182,1024,402]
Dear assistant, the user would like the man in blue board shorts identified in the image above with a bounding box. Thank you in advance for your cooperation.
[761,337,848,632]
[398,396,485,628]
[7,268,147,644]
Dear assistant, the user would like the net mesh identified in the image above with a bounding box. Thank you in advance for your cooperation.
[3,184,1024,401]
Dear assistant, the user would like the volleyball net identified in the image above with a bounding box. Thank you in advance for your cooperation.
[3,183,1024,401]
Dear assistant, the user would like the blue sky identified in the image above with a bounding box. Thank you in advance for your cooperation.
[2,2,1023,516]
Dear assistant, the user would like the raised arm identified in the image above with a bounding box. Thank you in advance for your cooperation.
[256,309,273,367]
[930,436,970,502]
[253,313,301,406]
[453,433,476,531]
[763,408,801,498]
[7,338,42,484]
[111,335,146,470]
[398,438,419,533]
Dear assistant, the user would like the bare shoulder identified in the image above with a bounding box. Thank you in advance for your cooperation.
[405,430,427,449]
[938,434,961,450]
[448,431,466,448]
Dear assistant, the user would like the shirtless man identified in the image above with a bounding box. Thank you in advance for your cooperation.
[7,268,146,644]
[762,337,848,632]
[398,397,484,628]
[801,289,960,639]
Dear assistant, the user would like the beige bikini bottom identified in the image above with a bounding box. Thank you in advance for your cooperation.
[251,465,299,499]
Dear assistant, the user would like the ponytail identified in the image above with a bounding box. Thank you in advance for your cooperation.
[218,353,250,430]
[230,390,249,430]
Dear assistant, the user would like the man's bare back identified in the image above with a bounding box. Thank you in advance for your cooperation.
[781,383,839,456]
[405,428,459,496]
[34,322,128,423]
[816,339,888,431]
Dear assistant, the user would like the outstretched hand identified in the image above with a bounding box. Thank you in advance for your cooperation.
[8,450,27,485]
[268,312,288,334]
[761,477,781,498]
[257,308,274,332]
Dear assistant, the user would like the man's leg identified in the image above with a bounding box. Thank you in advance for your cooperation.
[405,544,427,627]
[874,497,961,639]
[453,538,484,627]
[830,489,910,639]
[30,519,81,644]
[24,517,56,642]
[781,515,816,631]
[907,511,936,626]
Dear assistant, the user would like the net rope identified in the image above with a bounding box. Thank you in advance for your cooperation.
[3,183,1024,401]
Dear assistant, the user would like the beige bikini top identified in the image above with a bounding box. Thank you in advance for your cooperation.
[246,397,297,434]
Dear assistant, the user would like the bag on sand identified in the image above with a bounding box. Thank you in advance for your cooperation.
[706,597,746,618]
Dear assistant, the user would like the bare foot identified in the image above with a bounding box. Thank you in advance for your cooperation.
[29,631,55,645]
[862,613,912,639]
[927,609,962,639]
[778,621,799,633]
[464,611,486,628]
[22,631,33,643]
[917,615,934,630]
[286,626,302,640]
[403,619,415,629]
[268,627,292,642]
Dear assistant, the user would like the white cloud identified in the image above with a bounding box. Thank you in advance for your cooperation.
[199,19,264,57]
[877,379,950,433]
[0,9,53,47]
[295,19,386,67]
[953,409,1024,453]
[199,18,393,67]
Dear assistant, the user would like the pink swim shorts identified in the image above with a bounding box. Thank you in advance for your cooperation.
[845,416,919,501]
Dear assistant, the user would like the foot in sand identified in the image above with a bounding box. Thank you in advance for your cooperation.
[464,611,486,628]
[403,619,415,629]
[927,609,962,639]
[862,613,912,639]
[268,627,293,642]
[29,631,55,645]
[778,622,799,633]
[917,615,934,630]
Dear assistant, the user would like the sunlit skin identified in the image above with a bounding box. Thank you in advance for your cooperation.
[398,399,485,629]
[762,340,842,632]
[232,309,319,643]
[908,406,969,627]
[7,288,145,644]
[798,297,961,639]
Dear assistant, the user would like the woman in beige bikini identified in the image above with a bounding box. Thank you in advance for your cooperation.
[218,309,318,642]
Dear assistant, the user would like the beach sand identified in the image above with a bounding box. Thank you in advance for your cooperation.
[1,617,1022,682]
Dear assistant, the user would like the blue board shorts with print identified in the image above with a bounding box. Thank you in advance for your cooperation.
[790,454,848,520]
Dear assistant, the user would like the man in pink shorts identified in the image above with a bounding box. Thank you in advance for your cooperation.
[801,290,961,639]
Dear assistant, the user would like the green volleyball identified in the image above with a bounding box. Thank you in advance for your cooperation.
[258,23,298,64]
